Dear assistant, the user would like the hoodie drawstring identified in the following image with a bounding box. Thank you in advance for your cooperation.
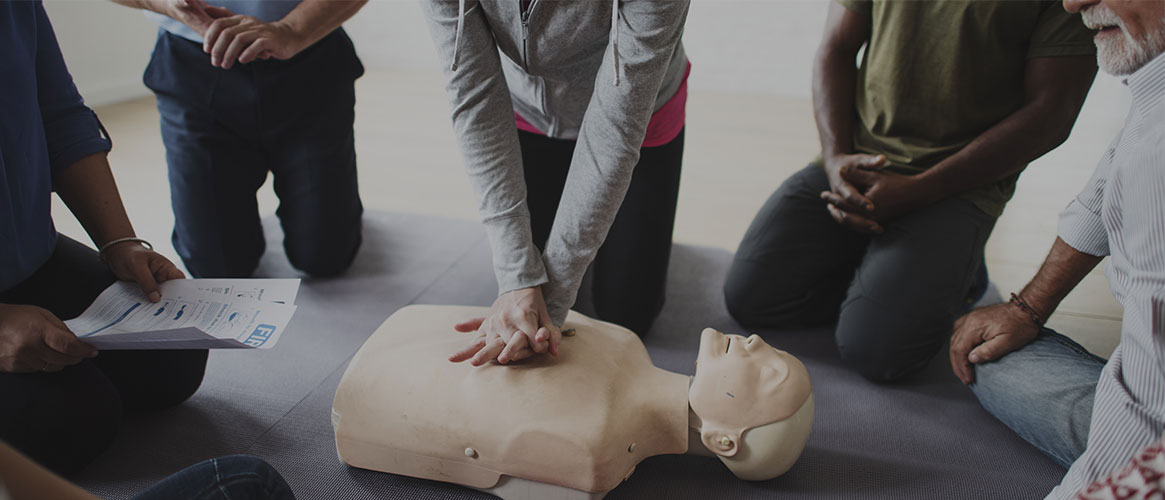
[451,0,466,71]
[611,0,620,86]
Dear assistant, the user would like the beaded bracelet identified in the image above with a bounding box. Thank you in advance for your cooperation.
[1009,292,1044,326]
[98,237,153,264]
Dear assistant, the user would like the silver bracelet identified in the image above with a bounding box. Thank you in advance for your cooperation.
[98,237,153,263]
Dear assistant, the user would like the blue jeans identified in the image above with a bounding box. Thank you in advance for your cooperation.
[970,328,1106,468]
[132,455,294,500]
[143,30,364,279]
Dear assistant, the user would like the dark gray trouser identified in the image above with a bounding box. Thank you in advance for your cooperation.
[724,164,996,382]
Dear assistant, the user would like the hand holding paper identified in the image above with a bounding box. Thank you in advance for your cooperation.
[64,279,300,350]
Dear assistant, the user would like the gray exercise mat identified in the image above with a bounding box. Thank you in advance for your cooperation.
[75,212,1065,499]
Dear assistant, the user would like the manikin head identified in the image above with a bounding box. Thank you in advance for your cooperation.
[689,328,814,481]
[1064,0,1165,75]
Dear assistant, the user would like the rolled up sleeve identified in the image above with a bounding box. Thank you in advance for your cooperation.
[34,1,111,179]
[1057,145,1112,257]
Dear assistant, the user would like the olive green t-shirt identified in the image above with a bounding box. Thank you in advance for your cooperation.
[833,0,1095,217]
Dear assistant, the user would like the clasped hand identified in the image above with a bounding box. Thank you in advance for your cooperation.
[449,287,563,366]
[820,153,926,234]
[164,0,304,69]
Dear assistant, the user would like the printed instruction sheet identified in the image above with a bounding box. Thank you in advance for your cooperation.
[64,279,300,350]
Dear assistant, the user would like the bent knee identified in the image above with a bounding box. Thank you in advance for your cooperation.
[6,386,122,475]
[724,263,832,328]
[836,327,942,383]
[285,232,361,278]
[124,350,208,412]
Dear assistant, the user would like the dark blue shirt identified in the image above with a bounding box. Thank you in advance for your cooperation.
[1,1,112,291]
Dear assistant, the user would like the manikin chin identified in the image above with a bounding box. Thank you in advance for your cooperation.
[332,305,814,499]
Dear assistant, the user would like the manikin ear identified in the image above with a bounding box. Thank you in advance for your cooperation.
[700,427,742,458]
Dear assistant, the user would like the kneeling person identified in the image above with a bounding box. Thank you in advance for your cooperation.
[724,0,1097,382]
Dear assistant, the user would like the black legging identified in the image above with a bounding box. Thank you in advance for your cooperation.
[519,128,685,335]
[0,235,208,475]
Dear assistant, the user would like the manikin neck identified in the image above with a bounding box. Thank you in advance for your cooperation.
[686,404,716,457]
[684,375,715,457]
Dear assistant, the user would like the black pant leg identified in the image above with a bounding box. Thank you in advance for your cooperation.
[835,197,996,382]
[723,164,869,327]
[0,236,122,474]
[0,236,208,473]
[590,129,686,335]
[518,130,574,250]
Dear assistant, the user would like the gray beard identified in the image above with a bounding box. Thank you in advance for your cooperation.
[1096,15,1165,76]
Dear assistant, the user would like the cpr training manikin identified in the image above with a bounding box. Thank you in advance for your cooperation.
[332,305,814,499]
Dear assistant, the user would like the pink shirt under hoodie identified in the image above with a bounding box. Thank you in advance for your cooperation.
[515,63,691,148]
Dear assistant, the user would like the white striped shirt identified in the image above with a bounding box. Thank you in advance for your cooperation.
[1048,51,1165,499]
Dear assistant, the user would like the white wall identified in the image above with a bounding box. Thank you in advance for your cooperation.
[44,0,158,106]
[48,0,832,105]
[48,0,1128,123]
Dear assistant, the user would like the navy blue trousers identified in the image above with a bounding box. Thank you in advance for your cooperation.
[144,30,365,279]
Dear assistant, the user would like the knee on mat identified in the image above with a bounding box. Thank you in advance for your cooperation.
[12,385,123,475]
[836,328,936,383]
[124,351,208,412]
[285,232,361,278]
[723,265,815,328]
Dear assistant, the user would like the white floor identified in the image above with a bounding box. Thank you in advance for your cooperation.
[52,69,1125,358]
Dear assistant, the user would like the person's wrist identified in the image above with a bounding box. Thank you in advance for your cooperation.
[1009,292,1046,327]
[98,237,153,264]
[272,19,310,55]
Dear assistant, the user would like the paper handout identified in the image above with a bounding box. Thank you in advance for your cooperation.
[64,279,300,350]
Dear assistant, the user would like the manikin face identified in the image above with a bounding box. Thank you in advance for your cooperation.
[689,329,812,457]
[1064,0,1165,75]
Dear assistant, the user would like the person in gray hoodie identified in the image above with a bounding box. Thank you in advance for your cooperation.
[422,0,691,365]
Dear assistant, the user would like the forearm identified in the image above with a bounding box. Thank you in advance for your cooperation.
[277,0,367,52]
[812,47,859,161]
[53,152,137,248]
[0,441,98,500]
[1017,237,1103,321]
[913,100,1083,201]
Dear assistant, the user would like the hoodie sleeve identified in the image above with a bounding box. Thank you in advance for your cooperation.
[539,0,690,324]
[421,0,549,296]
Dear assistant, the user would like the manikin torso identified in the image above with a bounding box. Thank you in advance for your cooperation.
[333,305,813,499]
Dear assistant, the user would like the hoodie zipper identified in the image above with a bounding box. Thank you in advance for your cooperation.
[520,0,536,71]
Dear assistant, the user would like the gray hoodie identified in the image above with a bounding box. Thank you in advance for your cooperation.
[422,0,690,325]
